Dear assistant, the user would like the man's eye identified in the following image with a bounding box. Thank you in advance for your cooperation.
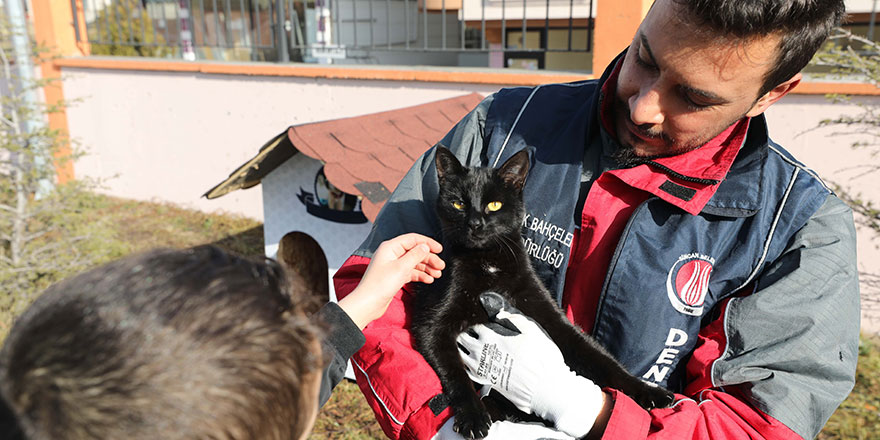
[683,95,712,111]
[452,201,466,211]
[486,201,502,212]
[634,49,656,70]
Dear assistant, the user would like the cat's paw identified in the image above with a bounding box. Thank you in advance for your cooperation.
[630,382,675,410]
[453,407,492,439]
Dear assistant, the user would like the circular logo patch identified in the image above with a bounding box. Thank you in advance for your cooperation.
[666,253,715,316]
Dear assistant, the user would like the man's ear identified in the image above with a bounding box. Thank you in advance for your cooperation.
[746,73,801,117]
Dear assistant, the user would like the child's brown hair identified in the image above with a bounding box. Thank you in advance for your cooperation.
[0,245,324,439]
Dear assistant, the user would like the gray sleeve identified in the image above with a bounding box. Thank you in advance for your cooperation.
[316,302,366,407]
[712,194,860,439]
[353,94,494,258]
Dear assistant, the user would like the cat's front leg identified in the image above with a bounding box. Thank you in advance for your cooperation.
[413,322,492,439]
[605,370,676,410]
[559,329,675,409]
[448,387,493,439]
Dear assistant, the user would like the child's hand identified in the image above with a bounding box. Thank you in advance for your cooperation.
[339,233,444,329]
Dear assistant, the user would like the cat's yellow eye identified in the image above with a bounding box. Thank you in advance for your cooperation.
[487,201,502,212]
[452,201,466,211]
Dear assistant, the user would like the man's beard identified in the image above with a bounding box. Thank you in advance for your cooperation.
[610,127,689,167]
[611,142,671,167]
[610,97,683,167]
[610,97,749,168]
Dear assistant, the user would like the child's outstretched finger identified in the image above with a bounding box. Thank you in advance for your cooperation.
[425,253,446,271]
[412,269,437,284]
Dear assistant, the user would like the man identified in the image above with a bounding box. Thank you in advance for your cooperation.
[333,0,860,439]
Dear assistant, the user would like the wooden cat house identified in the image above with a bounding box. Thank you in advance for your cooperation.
[205,93,484,287]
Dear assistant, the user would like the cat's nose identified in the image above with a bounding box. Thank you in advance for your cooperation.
[468,218,484,231]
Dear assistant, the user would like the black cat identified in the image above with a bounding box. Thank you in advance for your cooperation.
[410,146,675,439]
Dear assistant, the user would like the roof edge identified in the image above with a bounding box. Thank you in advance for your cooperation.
[204,92,485,200]
[203,131,296,199]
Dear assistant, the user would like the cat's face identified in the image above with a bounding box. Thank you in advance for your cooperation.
[434,147,530,249]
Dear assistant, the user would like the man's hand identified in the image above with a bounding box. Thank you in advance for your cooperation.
[432,417,575,440]
[455,293,606,438]
[338,233,444,329]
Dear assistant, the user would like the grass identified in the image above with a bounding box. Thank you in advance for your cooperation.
[0,192,876,439]
[312,381,385,440]
[0,190,265,337]
[819,334,880,440]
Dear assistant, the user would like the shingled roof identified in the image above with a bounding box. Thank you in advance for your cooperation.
[204,92,484,221]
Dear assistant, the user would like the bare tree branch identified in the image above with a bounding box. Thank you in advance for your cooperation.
[23,228,53,243]
[28,236,89,259]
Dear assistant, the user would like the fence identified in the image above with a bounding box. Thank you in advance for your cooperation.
[74,0,595,71]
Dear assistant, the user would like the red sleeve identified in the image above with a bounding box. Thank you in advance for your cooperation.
[333,255,452,440]
[601,298,801,440]
[603,389,802,440]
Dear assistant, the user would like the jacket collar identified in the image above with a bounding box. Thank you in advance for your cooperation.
[700,117,768,217]
[592,50,768,217]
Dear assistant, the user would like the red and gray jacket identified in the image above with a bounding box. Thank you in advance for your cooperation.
[333,58,859,440]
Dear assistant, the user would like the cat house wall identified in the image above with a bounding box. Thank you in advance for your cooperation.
[261,153,374,295]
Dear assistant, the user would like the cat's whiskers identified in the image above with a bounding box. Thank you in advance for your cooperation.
[439,223,458,240]
[493,234,518,264]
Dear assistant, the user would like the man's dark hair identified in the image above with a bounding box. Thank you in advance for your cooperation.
[0,245,324,439]
[674,0,846,96]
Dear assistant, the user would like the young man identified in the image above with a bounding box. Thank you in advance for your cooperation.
[332,0,860,439]
[0,233,444,439]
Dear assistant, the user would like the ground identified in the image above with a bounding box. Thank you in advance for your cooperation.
[0,193,875,439]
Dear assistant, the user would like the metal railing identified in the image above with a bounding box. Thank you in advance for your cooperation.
[75,0,594,71]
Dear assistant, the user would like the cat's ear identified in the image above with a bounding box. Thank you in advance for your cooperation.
[498,149,530,191]
[435,146,464,182]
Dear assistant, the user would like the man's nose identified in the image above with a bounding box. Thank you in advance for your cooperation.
[629,87,664,126]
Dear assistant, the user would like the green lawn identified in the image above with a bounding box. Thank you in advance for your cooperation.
[819,334,880,440]
[0,192,874,439]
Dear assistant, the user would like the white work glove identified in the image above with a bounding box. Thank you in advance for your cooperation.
[455,292,605,438]
[432,416,575,440]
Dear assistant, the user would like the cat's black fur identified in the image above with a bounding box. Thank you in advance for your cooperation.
[411,147,675,439]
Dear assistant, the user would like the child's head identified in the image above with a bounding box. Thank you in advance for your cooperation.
[0,245,325,440]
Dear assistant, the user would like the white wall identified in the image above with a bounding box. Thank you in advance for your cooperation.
[61,66,500,220]
[461,0,594,21]
[846,0,880,14]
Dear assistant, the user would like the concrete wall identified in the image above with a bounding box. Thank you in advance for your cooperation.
[60,64,880,330]
[61,66,500,220]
